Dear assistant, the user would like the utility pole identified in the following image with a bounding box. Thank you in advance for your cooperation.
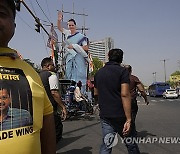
[160,59,169,83]
[178,60,180,71]
[152,72,157,82]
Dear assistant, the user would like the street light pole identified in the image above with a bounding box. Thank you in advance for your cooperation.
[160,59,169,83]
[152,72,157,82]
[178,60,180,71]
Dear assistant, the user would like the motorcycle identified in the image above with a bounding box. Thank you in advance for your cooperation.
[62,93,94,120]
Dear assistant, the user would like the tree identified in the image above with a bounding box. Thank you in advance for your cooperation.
[89,57,103,77]
[171,71,180,76]
[24,59,41,73]
[168,71,180,88]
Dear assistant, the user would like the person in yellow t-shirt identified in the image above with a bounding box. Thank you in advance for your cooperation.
[0,0,56,154]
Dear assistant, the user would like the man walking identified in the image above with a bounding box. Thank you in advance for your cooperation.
[94,49,140,154]
[40,57,67,143]
[125,65,149,133]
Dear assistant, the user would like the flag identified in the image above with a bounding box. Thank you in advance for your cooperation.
[47,25,59,67]
[50,25,58,42]
[88,53,94,73]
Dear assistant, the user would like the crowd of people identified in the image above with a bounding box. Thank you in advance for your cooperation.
[0,0,149,153]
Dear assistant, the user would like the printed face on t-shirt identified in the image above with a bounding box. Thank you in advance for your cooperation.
[0,89,11,114]
[0,67,33,131]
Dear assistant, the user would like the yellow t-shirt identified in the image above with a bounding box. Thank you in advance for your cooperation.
[0,47,53,154]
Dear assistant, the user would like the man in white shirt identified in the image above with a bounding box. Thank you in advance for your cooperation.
[74,81,87,112]
[40,57,67,143]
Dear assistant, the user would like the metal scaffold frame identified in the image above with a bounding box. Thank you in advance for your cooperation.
[58,3,89,79]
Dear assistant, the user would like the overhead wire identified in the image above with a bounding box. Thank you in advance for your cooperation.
[21,1,51,56]
[17,13,34,30]
[33,0,52,56]
[23,0,61,61]
[45,0,52,22]
[34,0,61,56]
[17,12,50,56]
[40,19,52,27]
[28,0,37,17]
[41,31,49,56]
[35,0,52,24]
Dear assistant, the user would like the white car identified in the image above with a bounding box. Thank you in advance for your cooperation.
[176,88,180,96]
[163,89,178,99]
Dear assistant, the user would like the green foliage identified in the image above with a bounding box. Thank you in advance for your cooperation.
[167,80,177,88]
[23,59,41,73]
[171,71,180,76]
[89,57,103,77]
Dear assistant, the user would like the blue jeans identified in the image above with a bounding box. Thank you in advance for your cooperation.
[100,117,140,154]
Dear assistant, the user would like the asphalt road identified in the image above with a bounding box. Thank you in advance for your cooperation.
[56,96,180,154]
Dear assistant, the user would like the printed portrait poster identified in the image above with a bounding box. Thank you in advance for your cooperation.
[0,67,33,136]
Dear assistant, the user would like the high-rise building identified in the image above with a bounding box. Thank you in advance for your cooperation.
[88,37,114,62]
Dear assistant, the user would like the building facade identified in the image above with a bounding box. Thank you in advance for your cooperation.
[88,37,114,63]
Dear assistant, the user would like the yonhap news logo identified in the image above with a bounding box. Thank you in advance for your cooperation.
[104,133,118,148]
[103,134,180,148]
[120,137,180,144]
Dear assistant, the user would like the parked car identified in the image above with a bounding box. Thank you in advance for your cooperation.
[163,89,178,99]
[176,88,180,96]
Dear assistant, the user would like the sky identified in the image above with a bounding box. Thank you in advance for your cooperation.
[10,0,180,86]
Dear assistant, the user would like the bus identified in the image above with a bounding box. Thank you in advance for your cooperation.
[148,82,170,97]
